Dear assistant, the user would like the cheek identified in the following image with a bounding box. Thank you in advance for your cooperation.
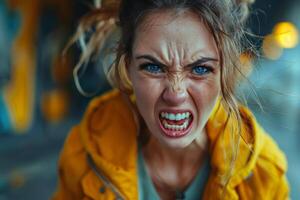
[190,74,220,94]
[131,76,164,117]
[189,78,220,115]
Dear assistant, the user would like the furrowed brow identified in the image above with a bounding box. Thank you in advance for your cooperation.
[135,55,167,67]
[186,57,219,68]
[135,55,218,69]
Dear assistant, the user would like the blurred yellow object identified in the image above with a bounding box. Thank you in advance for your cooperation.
[273,22,299,48]
[262,34,283,60]
[41,90,69,122]
[10,170,25,189]
[4,0,41,133]
[4,0,72,133]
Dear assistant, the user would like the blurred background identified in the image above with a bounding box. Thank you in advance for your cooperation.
[0,0,299,199]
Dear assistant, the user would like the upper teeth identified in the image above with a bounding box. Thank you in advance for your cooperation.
[160,112,190,121]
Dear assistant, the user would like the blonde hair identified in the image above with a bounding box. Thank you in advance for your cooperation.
[68,0,256,193]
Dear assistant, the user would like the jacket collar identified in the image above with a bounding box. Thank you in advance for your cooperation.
[79,90,265,197]
[205,100,262,187]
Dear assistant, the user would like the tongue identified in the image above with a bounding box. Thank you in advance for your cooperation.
[164,118,186,125]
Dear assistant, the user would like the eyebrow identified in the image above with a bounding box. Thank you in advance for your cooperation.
[135,55,167,67]
[135,54,219,68]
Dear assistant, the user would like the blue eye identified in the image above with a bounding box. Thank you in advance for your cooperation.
[141,63,163,74]
[192,66,211,75]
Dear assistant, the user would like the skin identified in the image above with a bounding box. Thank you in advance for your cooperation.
[127,10,221,199]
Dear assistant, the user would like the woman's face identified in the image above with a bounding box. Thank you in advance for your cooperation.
[128,10,220,149]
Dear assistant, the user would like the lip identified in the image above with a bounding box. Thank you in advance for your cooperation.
[157,109,194,138]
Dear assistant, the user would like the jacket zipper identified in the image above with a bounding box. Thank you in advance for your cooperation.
[87,153,126,200]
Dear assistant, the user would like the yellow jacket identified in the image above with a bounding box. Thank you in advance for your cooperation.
[52,90,289,200]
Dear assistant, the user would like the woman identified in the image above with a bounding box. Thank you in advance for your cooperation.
[52,0,289,199]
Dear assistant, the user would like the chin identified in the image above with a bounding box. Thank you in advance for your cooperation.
[155,129,197,149]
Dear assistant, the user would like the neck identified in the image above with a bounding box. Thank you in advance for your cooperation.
[141,129,208,196]
[143,130,208,167]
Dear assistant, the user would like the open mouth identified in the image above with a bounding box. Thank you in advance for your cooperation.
[158,110,193,138]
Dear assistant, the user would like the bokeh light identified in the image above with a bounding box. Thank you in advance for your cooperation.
[41,90,69,123]
[273,22,299,48]
[262,34,283,60]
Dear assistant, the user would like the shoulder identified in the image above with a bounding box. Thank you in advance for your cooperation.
[237,106,289,199]
[59,89,137,173]
[53,90,138,199]
[53,90,134,199]
[84,89,130,118]
[58,89,125,163]
[58,89,134,170]
[239,106,287,173]
[81,89,135,132]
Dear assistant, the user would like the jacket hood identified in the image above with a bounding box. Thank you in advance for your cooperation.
[80,90,138,199]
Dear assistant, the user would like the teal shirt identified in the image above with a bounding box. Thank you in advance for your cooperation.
[137,148,210,200]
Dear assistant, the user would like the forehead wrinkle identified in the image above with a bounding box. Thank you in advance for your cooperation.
[143,41,171,66]
[143,41,181,70]
[133,10,219,68]
[160,41,187,70]
[167,42,178,67]
[152,46,214,71]
[136,43,218,69]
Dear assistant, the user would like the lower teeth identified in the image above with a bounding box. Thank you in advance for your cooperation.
[162,120,189,131]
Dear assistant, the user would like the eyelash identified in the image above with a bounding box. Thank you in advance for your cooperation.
[191,65,213,76]
[139,63,213,76]
[139,63,164,74]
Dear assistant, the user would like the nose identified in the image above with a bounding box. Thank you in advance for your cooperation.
[162,84,188,106]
